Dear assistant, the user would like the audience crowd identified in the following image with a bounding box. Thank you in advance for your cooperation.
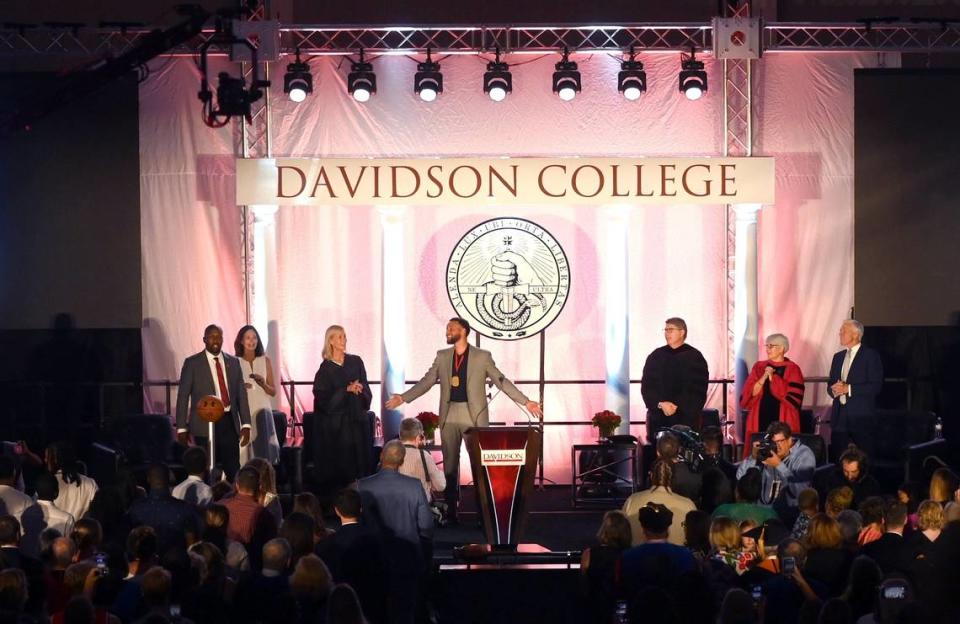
[1,420,959,624]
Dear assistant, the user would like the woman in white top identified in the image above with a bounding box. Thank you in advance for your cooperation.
[233,325,281,465]
[45,442,98,520]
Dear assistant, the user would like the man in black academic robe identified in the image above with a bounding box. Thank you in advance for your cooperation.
[641,317,709,440]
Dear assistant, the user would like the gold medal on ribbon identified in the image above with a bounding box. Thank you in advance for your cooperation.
[451,375,460,387]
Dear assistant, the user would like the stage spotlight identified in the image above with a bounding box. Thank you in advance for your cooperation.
[618,48,646,101]
[283,48,312,103]
[552,47,580,101]
[679,49,707,101]
[414,48,442,102]
[348,49,376,102]
[483,48,512,102]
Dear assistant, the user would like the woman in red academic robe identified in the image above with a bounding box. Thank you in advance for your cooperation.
[741,333,804,457]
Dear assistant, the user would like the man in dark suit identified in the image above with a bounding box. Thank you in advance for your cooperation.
[862,500,911,577]
[318,488,387,624]
[0,515,47,616]
[385,317,542,521]
[827,319,884,461]
[126,463,201,553]
[358,441,433,624]
[176,324,252,480]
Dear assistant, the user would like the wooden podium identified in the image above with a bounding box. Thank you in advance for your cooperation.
[463,426,542,546]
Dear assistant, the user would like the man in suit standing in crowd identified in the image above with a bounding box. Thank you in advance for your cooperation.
[385,317,542,523]
[827,319,883,461]
[359,441,433,624]
[175,324,251,480]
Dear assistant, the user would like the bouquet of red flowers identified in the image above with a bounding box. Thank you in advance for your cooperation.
[416,411,440,438]
[591,410,622,438]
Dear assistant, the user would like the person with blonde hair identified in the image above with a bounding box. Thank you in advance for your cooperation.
[906,501,946,616]
[311,325,373,488]
[928,466,959,505]
[244,457,282,527]
[708,517,758,575]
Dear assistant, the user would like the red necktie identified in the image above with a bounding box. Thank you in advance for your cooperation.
[214,357,231,408]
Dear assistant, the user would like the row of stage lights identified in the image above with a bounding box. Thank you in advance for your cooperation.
[283,46,709,105]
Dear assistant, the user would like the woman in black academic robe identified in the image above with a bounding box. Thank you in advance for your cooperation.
[311,325,373,488]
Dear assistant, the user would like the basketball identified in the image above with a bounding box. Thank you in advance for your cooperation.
[196,395,225,423]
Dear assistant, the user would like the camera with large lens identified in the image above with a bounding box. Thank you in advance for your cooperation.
[657,426,706,472]
[757,433,777,460]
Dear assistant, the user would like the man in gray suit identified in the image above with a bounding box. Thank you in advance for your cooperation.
[386,317,542,521]
[175,324,251,480]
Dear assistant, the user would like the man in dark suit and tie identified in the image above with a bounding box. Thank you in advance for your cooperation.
[175,324,252,480]
[358,441,433,624]
[385,317,542,522]
[318,488,387,624]
[828,319,883,461]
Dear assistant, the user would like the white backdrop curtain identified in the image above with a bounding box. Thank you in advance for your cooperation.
[139,51,886,483]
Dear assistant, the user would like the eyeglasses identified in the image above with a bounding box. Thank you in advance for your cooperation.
[772,437,789,445]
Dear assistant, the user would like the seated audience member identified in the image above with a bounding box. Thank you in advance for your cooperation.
[740,519,759,555]
[712,467,780,525]
[0,515,48,619]
[904,500,944,617]
[245,458,283,528]
[655,430,702,502]
[112,526,159,622]
[184,541,234,624]
[290,554,333,624]
[71,517,104,562]
[327,583,368,624]
[700,425,737,486]
[791,488,819,540]
[46,442,99,521]
[222,466,277,570]
[126,463,201,554]
[820,446,882,510]
[717,588,756,624]
[861,500,910,577]
[896,482,923,532]
[857,497,885,546]
[0,457,37,529]
[857,577,916,624]
[825,487,854,519]
[737,422,815,513]
[136,566,191,624]
[318,488,386,624]
[708,516,758,576]
[292,492,335,542]
[210,480,234,503]
[836,509,863,551]
[841,556,883,621]
[760,539,823,624]
[683,510,713,561]
[279,512,316,568]
[802,513,854,597]
[234,538,299,624]
[26,470,75,557]
[201,504,249,574]
[700,466,734,515]
[580,511,632,624]
[397,417,446,502]
[45,536,77,614]
[945,501,960,524]
[172,447,213,507]
[619,503,697,601]
[622,460,697,546]
[928,467,959,506]
[741,520,791,580]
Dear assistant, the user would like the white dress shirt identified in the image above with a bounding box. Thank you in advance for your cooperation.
[172,475,213,506]
[53,471,98,520]
[0,484,35,522]
[35,499,76,536]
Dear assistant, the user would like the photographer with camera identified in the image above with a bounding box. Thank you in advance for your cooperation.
[737,422,815,515]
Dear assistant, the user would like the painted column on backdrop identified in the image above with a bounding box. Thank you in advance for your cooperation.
[380,205,407,441]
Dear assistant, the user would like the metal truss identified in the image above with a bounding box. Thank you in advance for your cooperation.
[4,22,960,59]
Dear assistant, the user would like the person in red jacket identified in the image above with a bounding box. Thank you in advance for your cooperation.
[741,333,804,458]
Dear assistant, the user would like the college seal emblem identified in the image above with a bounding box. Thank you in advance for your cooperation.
[446,218,570,340]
